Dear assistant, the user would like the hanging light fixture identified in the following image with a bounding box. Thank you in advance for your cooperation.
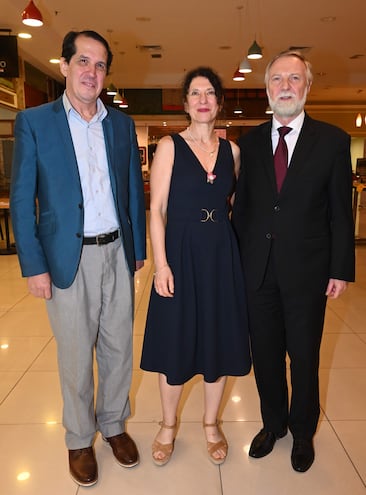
[113,91,123,104]
[22,0,43,27]
[233,89,243,115]
[105,30,118,96]
[247,39,262,59]
[119,90,128,109]
[356,113,363,127]
[232,68,245,82]
[119,99,128,109]
[239,58,252,73]
[247,0,263,59]
[232,5,252,79]
[113,49,128,109]
[106,83,117,96]
[265,106,273,115]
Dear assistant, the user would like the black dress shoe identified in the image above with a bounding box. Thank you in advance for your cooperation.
[105,432,140,468]
[69,447,98,486]
[249,429,287,458]
[291,438,314,472]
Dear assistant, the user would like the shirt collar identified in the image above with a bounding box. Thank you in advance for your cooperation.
[62,91,107,122]
[272,111,305,134]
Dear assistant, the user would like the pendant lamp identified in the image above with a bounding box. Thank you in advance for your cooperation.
[106,83,117,96]
[119,90,128,109]
[113,91,123,104]
[233,89,243,115]
[232,68,245,81]
[247,39,262,60]
[22,0,43,27]
[239,58,252,73]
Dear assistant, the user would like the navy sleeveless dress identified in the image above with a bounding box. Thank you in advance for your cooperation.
[140,134,251,385]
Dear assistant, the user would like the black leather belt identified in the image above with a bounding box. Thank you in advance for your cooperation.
[83,229,120,246]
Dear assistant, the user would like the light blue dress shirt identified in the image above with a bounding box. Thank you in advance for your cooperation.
[63,92,119,236]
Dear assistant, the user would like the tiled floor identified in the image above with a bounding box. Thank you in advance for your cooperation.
[0,216,365,495]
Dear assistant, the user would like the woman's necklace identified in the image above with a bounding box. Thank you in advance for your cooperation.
[187,127,218,184]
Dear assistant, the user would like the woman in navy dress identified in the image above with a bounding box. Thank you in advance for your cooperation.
[140,67,251,466]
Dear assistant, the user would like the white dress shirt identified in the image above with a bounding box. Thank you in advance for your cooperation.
[271,111,305,166]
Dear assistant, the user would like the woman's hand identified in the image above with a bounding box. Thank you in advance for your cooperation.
[154,265,174,297]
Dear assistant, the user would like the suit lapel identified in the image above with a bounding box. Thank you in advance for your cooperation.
[259,121,278,193]
[102,109,117,196]
[281,114,317,191]
[52,98,80,179]
[53,98,74,149]
[259,115,316,195]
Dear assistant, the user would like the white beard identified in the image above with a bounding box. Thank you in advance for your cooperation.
[268,90,308,119]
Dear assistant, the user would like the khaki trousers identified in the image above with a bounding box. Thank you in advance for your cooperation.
[46,237,134,449]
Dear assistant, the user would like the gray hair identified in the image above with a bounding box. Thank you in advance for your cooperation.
[264,50,313,87]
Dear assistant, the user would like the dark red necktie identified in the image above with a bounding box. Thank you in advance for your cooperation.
[274,126,291,192]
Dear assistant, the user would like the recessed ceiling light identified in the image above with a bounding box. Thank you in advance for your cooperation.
[17,472,30,482]
[320,16,336,22]
[136,17,151,22]
[18,32,32,39]
[49,58,60,64]
[219,46,231,50]
[137,45,162,51]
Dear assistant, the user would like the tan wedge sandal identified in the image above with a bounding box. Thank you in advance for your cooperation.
[152,421,177,466]
[203,420,228,465]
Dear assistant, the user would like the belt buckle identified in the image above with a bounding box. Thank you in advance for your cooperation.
[200,208,217,223]
[96,233,107,246]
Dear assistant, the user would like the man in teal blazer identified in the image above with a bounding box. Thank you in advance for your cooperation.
[10,30,146,486]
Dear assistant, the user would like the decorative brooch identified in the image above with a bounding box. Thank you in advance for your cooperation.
[207,173,217,184]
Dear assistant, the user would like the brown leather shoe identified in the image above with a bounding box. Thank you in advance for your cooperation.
[68,447,98,486]
[105,432,140,468]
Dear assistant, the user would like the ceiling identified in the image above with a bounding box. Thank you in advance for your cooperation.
[2,0,366,105]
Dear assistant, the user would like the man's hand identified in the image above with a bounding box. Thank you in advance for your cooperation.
[326,278,348,299]
[27,273,52,300]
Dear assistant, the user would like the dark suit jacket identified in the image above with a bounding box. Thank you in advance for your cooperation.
[232,113,355,292]
[10,97,146,288]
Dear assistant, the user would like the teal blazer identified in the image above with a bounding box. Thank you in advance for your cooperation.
[10,97,146,288]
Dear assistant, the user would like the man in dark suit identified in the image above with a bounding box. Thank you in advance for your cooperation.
[10,31,146,486]
[232,51,355,472]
